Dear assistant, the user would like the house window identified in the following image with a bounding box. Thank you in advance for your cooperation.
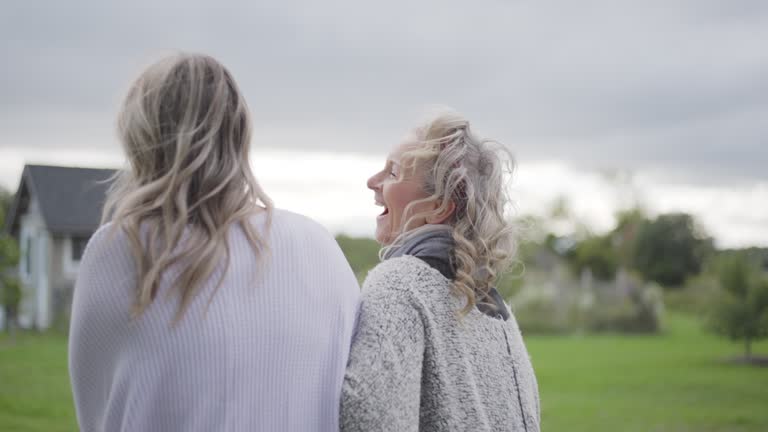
[71,237,89,262]
[25,236,33,277]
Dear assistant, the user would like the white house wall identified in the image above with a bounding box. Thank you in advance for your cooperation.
[50,236,78,327]
[17,196,52,330]
[35,232,51,329]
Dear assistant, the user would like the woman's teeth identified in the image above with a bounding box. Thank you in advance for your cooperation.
[375,200,388,216]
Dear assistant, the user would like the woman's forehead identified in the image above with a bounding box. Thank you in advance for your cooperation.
[388,137,421,162]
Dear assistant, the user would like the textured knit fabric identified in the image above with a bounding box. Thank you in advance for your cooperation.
[383,224,509,320]
[341,255,540,432]
[69,209,360,432]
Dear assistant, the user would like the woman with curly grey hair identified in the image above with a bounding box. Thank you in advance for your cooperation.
[341,111,540,432]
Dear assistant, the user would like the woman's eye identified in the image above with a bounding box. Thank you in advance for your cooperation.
[389,171,397,178]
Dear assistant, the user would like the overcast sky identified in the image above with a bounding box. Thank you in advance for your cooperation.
[1,0,766,247]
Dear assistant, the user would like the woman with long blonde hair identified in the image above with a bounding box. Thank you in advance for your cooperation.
[68,53,360,431]
[341,111,540,431]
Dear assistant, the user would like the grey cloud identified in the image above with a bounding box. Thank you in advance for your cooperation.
[1,0,766,183]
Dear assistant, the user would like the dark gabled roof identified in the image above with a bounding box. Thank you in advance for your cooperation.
[5,165,117,237]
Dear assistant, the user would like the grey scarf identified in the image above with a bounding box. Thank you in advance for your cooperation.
[383,225,510,321]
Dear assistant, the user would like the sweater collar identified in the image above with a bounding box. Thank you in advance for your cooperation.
[382,225,509,321]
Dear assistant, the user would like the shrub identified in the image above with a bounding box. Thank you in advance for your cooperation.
[664,274,719,315]
[708,254,768,361]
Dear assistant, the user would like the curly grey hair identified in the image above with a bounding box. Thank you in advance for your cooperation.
[394,110,517,314]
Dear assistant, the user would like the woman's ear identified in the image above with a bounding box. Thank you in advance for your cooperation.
[426,200,456,224]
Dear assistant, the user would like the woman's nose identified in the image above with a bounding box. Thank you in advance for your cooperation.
[367,173,381,191]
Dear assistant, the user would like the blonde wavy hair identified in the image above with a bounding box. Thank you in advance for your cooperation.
[394,111,516,315]
[102,53,273,322]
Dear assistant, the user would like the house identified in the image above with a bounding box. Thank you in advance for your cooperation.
[4,165,116,330]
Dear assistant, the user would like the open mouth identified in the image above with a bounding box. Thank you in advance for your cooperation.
[376,200,389,217]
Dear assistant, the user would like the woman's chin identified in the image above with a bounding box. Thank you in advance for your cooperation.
[375,217,388,242]
[374,226,393,246]
[374,231,389,245]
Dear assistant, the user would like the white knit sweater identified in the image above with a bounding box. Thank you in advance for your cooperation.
[68,209,360,432]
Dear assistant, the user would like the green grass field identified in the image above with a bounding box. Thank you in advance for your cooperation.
[528,314,768,432]
[0,333,77,431]
[1,314,766,432]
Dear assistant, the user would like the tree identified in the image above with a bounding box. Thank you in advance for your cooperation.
[567,235,617,281]
[1,187,22,338]
[0,187,11,228]
[0,273,21,339]
[709,254,768,361]
[632,213,713,287]
[611,208,646,269]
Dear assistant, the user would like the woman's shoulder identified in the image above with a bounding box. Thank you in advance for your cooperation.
[364,255,448,298]
[268,207,315,224]
[262,208,335,241]
[262,208,356,272]
[354,257,433,334]
[75,223,136,299]
[81,222,131,264]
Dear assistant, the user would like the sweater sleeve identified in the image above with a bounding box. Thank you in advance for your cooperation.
[68,225,133,431]
[341,284,425,432]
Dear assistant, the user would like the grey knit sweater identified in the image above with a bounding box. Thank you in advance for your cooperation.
[341,256,540,432]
